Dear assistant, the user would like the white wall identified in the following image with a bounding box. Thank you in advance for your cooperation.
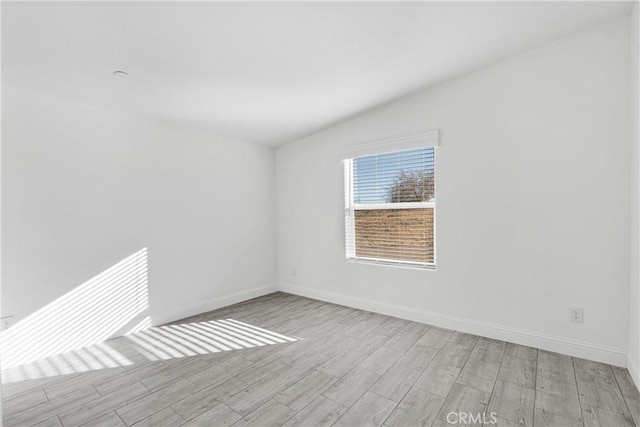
[629,2,640,386]
[1,86,277,364]
[277,17,631,366]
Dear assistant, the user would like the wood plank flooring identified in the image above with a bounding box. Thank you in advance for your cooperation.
[2,292,639,426]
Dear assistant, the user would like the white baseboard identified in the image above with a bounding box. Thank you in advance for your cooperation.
[629,354,640,390]
[151,284,278,326]
[279,282,627,367]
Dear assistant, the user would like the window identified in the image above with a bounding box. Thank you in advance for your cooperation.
[344,147,436,268]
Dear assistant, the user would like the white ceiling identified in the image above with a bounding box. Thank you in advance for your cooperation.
[2,1,634,146]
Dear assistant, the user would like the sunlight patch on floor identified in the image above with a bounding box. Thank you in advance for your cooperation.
[1,317,298,383]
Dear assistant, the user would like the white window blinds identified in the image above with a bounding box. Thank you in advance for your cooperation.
[345,147,436,267]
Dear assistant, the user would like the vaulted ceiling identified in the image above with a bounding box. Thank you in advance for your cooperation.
[2,1,634,146]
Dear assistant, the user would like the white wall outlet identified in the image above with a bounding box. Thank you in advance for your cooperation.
[2,316,15,331]
[291,268,297,277]
[570,307,584,323]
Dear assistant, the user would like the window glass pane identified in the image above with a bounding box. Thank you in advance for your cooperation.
[354,207,435,264]
[353,148,435,204]
[347,146,436,266]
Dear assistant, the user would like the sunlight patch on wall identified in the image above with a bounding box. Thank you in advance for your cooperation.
[1,248,149,370]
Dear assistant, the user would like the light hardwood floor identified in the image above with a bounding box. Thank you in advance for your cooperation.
[2,292,639,426]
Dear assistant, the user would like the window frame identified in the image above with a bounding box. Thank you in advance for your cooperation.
[344,146,437,270]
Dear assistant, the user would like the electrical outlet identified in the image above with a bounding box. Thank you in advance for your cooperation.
[570,307,584,323]
[291,268,297,277]
[2,316,15,331]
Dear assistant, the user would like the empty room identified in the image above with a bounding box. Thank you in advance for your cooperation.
[2,1,640,426]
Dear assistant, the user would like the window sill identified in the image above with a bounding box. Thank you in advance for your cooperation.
[346,258,437,271]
